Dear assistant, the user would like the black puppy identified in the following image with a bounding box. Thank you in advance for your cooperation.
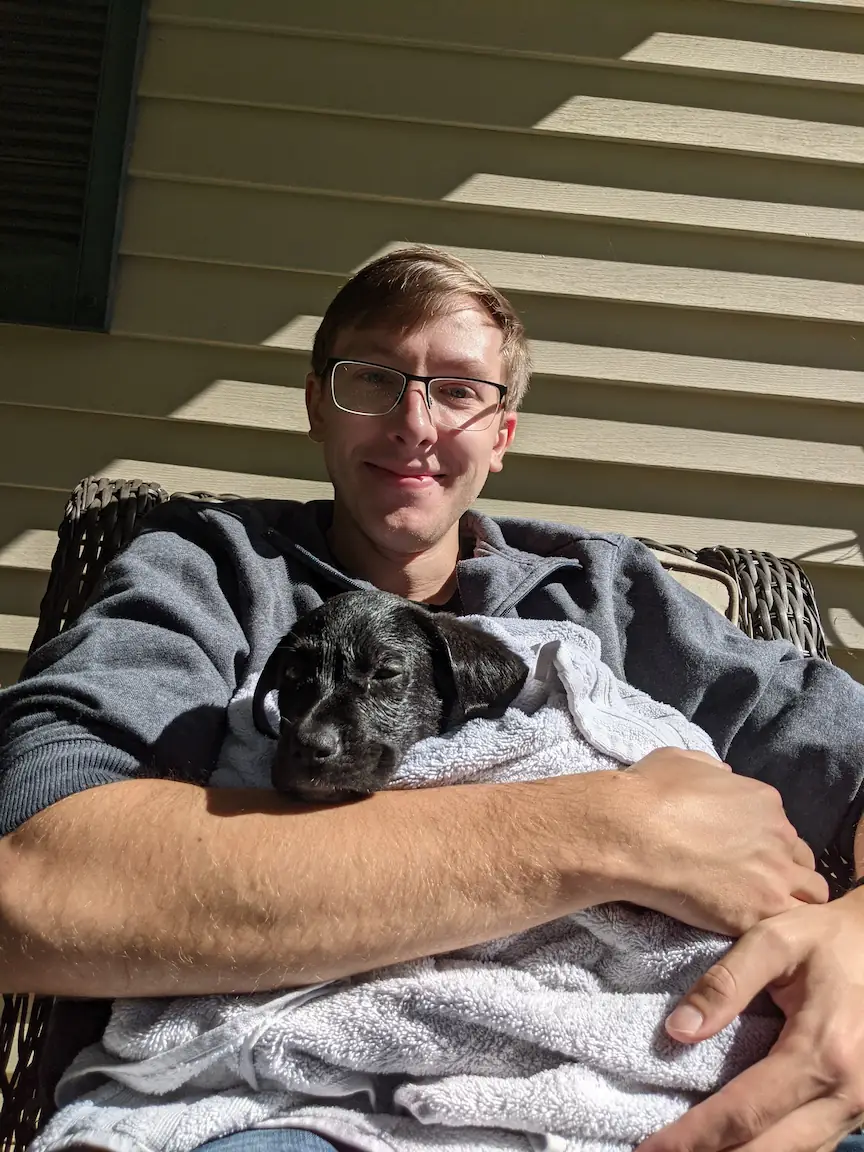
[252,589,528,802]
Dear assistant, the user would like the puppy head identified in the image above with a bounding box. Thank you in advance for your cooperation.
[253,590,527,802]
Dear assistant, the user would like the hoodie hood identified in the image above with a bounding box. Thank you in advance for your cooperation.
[262,500,586,619]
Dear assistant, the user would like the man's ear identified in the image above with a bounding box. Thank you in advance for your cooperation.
[489,411,517,474]
[305,371,326,444]
[423,614,527,729]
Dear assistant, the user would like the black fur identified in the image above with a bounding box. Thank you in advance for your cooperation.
[253,590,527,802]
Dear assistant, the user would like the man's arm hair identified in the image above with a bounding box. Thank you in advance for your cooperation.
[0,773,630,997]
[0,499,622,996]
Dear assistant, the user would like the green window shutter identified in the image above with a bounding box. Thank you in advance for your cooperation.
[0,0,145,330]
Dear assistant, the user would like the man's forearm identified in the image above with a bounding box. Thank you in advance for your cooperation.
[0,774,628,998]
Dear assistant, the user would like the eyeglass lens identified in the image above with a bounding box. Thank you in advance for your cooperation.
[332,361,502,430]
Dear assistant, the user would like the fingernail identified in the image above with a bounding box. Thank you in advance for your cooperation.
[666,1004,704,1034]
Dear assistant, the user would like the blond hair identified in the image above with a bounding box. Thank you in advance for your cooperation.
[311,245,531,409]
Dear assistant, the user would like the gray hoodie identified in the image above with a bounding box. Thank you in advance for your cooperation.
[1,496,862,866]
[3,495,864,1096]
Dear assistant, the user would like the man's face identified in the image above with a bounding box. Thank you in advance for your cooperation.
[305,301,517,555]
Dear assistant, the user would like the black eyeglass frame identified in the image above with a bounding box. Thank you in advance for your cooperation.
[323,357,508,423]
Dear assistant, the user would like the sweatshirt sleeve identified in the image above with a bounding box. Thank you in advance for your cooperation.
[611,536,864,865]
[0,499,251,838]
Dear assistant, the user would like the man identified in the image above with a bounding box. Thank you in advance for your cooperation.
[1,245,864,1152]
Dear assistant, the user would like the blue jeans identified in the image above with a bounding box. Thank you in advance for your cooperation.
[199,1130,864,1152]
[199,1133,344,1152]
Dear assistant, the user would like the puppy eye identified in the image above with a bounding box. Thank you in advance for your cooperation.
[372,665,403,680]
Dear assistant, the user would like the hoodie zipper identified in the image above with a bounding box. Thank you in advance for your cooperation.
[264,527,367,594]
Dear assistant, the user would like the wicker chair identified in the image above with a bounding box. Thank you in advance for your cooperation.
[0,475,848,1152]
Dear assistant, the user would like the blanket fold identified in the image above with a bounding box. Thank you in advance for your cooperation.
[33,618,782,1152]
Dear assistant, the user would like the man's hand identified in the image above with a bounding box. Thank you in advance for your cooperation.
[618,750,829,936]
[636,893,864,1152]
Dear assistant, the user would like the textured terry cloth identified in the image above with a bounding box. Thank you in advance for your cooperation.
[33,618,783,1152]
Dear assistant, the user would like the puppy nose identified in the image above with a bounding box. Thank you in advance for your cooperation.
[295,725,340,762]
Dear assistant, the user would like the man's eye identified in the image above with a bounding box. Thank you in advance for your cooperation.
[373,665,403,680]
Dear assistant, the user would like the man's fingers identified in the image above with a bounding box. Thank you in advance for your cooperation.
[741,1097,862,1152]
[790,865,830,906]
[792,838,816,871]
[665,928,788,1042]
[637,1050,820,1152]
[786,838,829,906]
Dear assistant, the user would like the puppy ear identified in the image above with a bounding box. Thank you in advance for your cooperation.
[425,614,527,729]
[252,641,289,737]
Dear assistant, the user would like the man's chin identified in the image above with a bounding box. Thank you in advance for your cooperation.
[368,499,461,551]
[334,471,479,550]
[378,509,448,546]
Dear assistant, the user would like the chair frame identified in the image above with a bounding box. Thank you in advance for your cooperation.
[0,475,846,1152]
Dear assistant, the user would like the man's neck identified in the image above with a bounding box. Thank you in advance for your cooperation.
[326,508,460,605]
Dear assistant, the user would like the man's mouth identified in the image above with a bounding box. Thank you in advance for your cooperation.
[366,462,443,485]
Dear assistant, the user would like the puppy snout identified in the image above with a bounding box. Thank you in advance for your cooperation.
[293,723,341,763]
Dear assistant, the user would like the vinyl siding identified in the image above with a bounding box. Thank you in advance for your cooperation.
[1,0,863,681]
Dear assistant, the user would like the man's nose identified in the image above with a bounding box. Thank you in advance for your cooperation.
[387,381,437,444]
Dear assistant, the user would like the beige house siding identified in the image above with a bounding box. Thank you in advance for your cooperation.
[1,0,864,685]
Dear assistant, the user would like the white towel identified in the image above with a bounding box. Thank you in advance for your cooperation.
[33,618,782,1152]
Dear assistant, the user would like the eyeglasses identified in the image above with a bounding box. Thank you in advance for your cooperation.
[324,358,508,432]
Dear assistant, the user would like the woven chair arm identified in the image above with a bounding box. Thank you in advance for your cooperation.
[636,538,829,660]
[29,477,170,654]
[699,546,829,661]
[3,478,236,1152]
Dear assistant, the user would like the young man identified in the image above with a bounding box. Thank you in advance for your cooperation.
[1,246,864,1152]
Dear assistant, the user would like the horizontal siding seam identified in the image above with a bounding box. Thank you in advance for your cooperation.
[0,615,38,655]
[106,328,302,355]
[124,169,864,252]
[132,93,864,171]
[723,0,864,11]
[143,11,864,95]
[118,249,345,279]
[78,326,262,347]
[114,250,864,329]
